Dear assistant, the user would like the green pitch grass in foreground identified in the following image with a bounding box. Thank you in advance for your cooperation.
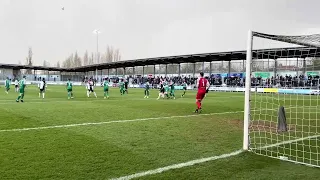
[0,86,318,179]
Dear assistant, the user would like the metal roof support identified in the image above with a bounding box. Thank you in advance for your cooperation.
[274,59,278,78]
[95,68,98,81]
[165,64,167,77]
[202,62,205,72]
[209,62,212,76]
[228,61,231,77]
[142,66,145,77]
[178,63,181,76]
[101,69,103,81]
[302,58,306,75]
[153,65,156,77]
[296,58,299,76]
[132,67,135,78]
[242,59,245,73]
[193,63,196,78]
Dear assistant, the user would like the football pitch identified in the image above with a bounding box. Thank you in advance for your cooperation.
[0,86,319,179]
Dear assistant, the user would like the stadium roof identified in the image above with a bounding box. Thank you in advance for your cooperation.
[0,63,70,72]
[1,47,319,72]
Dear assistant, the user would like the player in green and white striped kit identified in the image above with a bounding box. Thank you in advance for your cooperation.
[5,77,10,94]
[16,76,26,102]
[103,78,109,99]
[169,81,175,99]
[144,82,150,98]
[181,81,187,97]
[66,79,74,99]
[119,79,125,95]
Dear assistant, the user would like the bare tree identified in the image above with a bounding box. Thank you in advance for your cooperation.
[89,53,94,65]
[106,46,114,63]
[56,61,61,68]
[25,47,33,74]
[43,60,50,67]
[113,48,121,62]
[73,51,82,67]
[83,51,89,66]
[62,54,73,68]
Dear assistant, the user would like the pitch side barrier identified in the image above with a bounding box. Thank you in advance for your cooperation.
[208,86,320,95]
[1,80,319,95]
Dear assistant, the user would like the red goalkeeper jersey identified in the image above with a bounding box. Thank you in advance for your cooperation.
[198,77,208,91]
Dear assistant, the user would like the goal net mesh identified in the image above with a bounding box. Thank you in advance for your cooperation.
[248,31,320,167]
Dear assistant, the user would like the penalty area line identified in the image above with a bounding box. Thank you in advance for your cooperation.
[110,150,243,180]
[0,111,244,133]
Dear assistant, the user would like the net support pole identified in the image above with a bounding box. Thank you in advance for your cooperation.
[243,30,253,151]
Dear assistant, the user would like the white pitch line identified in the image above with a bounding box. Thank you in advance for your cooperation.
[110,134,320,180]
[110,150,244,180]
[255,134,320,150]
[0,111,243,133]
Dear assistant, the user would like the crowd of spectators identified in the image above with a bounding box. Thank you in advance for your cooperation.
[79,74,320,89]
[127,74,320,89]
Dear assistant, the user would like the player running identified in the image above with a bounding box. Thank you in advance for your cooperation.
[5,77,10,94]
[87,78,97,98]
[181,81,187,97]
[14,79,19,92]
[38,78,46,99]
[144,81,150,98]
[195,72,210,113]
[16,76,26,103]
[124,79,129,94]
[103,78,109,99]
[157,81,165,100]
[66,79,74,99]
[164,82,170,99]
[169,81,175,99]
[119,79,125,95]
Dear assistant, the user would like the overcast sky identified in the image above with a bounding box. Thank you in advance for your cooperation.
[0,0,319,66]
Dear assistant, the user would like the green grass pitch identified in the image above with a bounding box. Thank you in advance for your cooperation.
[0,85,319,179]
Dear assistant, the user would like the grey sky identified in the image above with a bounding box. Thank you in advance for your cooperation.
[0,0,319,65]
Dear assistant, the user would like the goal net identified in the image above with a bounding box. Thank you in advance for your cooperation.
[244,31,320,167]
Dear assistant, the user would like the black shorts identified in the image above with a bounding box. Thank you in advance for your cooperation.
[160,88,165,93]
[183,87,187,90]
[15,85,18,88]
[88,87,94,92]
[40,88,45,92]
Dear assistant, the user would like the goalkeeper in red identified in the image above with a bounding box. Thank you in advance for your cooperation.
[195,72,210,113]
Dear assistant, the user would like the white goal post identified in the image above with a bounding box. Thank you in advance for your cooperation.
[244,30,320,167]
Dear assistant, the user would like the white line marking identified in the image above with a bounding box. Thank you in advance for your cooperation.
[110,134,320,180]
[0,111,243,133]
[110,150,244,180]
[255,134,320,150]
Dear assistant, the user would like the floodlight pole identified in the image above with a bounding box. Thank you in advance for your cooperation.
[93,29,101,81]
[93,29,101,64]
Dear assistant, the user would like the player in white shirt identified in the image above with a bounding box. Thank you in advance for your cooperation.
[38,78,46,99]
[14,79,19,92]
[86,79,97,98]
